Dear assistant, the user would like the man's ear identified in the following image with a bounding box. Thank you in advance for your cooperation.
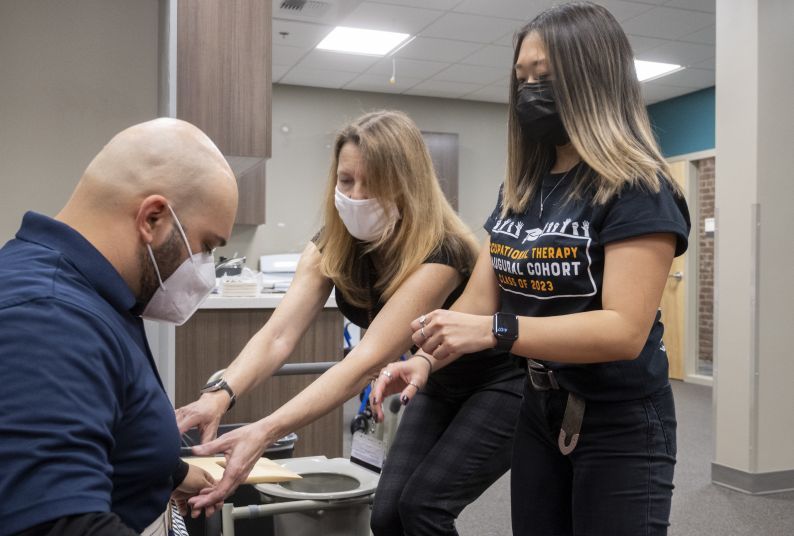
[136,195,170,246]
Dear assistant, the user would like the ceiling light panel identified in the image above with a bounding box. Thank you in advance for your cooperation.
[635,59,683,82]
[316,26,410,55]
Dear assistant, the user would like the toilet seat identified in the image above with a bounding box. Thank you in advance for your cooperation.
[255,456,380,501]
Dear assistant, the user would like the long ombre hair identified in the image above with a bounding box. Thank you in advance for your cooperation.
[503,1,681,215]
[316,110,477,308]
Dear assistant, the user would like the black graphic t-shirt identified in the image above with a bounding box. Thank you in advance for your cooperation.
[485,166,691,401]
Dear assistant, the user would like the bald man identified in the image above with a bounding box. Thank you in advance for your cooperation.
[0,119,238,536]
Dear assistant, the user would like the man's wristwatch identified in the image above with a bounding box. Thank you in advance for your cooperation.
[200,378,237,412]
[492,312,519,352]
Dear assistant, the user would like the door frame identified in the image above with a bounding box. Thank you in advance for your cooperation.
[667,149,715,386]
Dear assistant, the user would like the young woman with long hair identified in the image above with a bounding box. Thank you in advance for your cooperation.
[372,4,690,534]
[177,110,524,534]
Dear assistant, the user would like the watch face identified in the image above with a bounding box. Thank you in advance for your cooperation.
[202,378,223,392]
[495,313,519,340]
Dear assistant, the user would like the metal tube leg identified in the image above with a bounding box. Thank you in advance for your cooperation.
[221,503,235,536]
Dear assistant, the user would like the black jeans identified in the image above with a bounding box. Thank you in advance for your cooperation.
[371,373,524,536]
[511,381,677,536]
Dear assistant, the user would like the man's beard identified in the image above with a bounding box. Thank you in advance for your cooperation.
[138,226,186,306]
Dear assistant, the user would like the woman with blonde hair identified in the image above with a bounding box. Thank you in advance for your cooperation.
[372,3,690,535]
[177,110,524,534]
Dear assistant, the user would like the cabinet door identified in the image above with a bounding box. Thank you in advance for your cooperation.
[175,308,345,458]
[177,0,272,158]
[177,0,272,224]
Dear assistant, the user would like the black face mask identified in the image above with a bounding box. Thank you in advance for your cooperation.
[515,80,569,146]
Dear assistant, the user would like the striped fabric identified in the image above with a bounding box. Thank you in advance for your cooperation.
[169,501,190,536]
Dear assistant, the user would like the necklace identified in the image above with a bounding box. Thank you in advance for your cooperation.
[539,163,578,219]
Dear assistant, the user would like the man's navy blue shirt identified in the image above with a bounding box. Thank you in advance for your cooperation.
[0,212,181,535]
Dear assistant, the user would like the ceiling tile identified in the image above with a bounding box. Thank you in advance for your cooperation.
[273,44,309,66]
[627,34,670,55]
[422,13,520,44]
[294,49,380,72]
[395,37,482,62]
[592,0,655,22]
[494,30,518,47]
[453,0,552,22]
[272,19,333,48]
[344,73,423,92]
[433,63,509,85]
[652,67,714,88]
[681,25,715,45]
[692,57,715,70]
[621,6,713,40]
[462,84,510,103]
[272,63,292,82]
[639,40,713,67]
[405,79,485,99]
[368,0,460,9]
[280,68,359,89]
[341,2,443,34]
[664,0,715,13]
[366,57,449,79]
[460,45,514,68]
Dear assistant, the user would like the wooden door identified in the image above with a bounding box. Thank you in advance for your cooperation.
[422,131,459,210]
[661,160,688,379]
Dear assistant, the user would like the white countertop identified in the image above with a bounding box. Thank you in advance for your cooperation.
[200,292,337,309]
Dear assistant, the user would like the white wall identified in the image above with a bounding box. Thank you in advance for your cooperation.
[714,0,794,482]
[0,0,160,242]
[755,0,794,473]
[218,84,509,266]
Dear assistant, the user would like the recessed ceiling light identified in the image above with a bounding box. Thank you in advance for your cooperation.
[317,26,411,56]
[635,59,684,82]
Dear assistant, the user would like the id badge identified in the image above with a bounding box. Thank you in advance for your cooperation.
[350,431,385,473]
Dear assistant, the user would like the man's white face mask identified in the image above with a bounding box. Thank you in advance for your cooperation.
[141,205,216,325]
[334,186,399,242]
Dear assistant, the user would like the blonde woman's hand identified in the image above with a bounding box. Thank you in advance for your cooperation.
[369,357,431,422]
[410,310,496,360]
[175,392,229,444]
[187,420,275,512]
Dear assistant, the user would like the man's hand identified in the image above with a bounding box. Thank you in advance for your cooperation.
[175,391,229,444]
[172,465,223,518]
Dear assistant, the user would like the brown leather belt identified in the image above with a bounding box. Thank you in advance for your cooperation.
[527,359,586,455]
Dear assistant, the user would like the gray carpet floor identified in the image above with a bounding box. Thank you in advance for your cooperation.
[457,380,794,535]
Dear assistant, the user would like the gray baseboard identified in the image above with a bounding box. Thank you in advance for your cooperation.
[712,463,794,495]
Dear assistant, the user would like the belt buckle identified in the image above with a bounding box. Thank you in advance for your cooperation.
[527,363,559,391]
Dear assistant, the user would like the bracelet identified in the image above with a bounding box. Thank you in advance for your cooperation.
[415,353,433,373]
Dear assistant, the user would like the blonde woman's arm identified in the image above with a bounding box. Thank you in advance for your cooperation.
[187,262,461,509]
[175,241,332,443]
[369,238,499,408]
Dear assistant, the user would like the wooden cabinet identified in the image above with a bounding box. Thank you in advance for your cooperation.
[175,0,272,224]
[174,308,345,458]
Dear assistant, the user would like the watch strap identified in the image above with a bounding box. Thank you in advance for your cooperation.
[201,379,236,412]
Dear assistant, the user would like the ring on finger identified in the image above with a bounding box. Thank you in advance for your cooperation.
[408,381,420,389]
[420,326,426,338]
[381,370,393,379]
[419,315,426,327]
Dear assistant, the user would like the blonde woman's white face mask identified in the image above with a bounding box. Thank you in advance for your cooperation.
[334,186,399,242]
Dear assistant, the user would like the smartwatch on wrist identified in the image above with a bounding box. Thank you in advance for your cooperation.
[200,378,236,412]
[492,312,519,352]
